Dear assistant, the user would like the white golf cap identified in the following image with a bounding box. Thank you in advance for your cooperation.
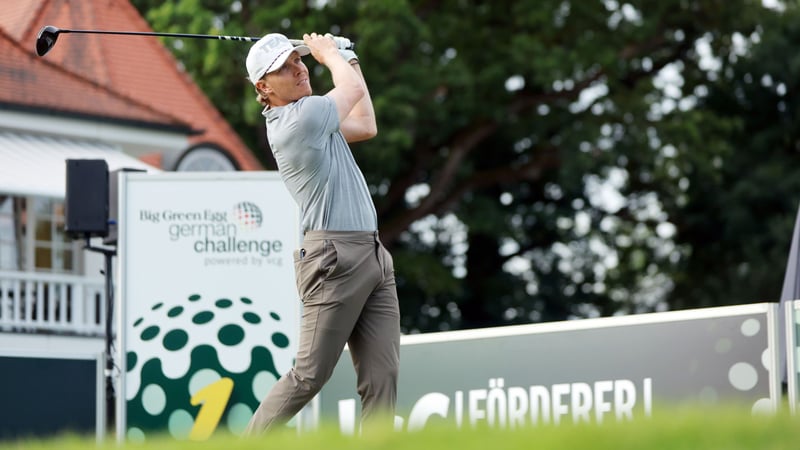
[246,33,310,84]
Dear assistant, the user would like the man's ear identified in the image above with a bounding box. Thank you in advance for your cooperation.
[256,79,273,96]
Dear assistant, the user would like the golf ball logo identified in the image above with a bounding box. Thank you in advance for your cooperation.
[232,202,263,231]
[125,293,293,441]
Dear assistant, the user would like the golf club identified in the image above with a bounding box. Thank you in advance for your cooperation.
[35,25,353,57]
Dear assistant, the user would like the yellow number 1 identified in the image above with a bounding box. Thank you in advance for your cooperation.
[189,377,234,440]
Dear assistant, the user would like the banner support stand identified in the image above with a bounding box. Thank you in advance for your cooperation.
[83,235,118,437]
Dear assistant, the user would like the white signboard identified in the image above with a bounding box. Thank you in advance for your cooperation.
[117,172,299,441]
[322,303,780,432]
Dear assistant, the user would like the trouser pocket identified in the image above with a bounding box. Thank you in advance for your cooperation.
[294,239,337,304]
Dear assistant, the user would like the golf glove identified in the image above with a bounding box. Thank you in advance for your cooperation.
[324,32,355,53]
[339,49,358,64]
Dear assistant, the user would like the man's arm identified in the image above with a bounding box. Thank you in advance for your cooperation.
[339,60,377,143]
[303,33,365,129]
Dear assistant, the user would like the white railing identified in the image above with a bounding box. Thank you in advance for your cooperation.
[0,270,106,336]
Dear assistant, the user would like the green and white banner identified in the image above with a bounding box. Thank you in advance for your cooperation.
[321,303,780,432]
[117,172,299,441]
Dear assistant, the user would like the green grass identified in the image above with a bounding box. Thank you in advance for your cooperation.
[4,406,800,450]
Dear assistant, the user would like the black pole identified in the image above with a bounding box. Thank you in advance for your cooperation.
[84,235,117,434]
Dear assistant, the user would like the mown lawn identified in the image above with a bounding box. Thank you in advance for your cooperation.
[4,405,800,450]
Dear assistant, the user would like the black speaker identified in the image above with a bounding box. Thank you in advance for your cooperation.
[65,159,109,238]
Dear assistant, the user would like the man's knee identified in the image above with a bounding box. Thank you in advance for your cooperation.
[357,364,398,393]
[290,368,328,395]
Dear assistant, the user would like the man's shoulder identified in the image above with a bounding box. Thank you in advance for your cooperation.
[267,96,326,121]
[295,95,332,111]
[293,96,336,127]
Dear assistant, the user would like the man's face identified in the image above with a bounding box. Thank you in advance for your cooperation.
[258,52,311,106]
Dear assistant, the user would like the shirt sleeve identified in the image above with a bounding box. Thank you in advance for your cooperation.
[295,96,340,147]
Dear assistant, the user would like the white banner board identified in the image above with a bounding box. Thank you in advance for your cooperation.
[117,172,299,441]
[322,303,780,432]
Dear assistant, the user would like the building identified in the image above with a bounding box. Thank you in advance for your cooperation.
[0,0,260,363]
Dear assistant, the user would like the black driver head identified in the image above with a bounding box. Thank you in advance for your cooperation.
[35,25,61,57]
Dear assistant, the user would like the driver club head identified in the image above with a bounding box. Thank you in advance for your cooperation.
[35,25,61,57]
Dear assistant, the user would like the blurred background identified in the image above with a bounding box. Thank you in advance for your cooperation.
[3,0,799,336]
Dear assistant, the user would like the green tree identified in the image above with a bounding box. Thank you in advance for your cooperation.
[130,0,794,333]
[666,5,800,310]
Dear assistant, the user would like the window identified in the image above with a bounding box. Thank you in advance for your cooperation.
[0,195,80,273]
[0,196,22,271]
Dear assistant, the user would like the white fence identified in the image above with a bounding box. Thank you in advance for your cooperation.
[0,270,105,336]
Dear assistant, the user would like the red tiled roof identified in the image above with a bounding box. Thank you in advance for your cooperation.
[0,0,262,170]
[0,28,188,128]
[1,1,42,41]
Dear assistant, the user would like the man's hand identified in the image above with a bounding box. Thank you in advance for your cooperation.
[303,32,340,66]
[323,33,358,64]
[304,32,366,126]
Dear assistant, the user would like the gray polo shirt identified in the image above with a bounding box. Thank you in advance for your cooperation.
[264,95,378,233]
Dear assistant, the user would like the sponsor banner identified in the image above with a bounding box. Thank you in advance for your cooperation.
[118,172,299,441]
[320,303,780,433]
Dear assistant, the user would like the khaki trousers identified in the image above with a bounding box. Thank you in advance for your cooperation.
[244,230,401,434]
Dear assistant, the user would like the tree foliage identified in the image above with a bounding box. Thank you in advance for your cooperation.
[131,0,799,333]
[667,5,800,310]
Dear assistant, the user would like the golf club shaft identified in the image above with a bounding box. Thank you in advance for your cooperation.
[58,28,303,46]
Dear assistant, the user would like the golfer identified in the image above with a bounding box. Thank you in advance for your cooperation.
[242,32,401,434]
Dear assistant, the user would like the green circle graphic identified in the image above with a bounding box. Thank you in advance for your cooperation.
[227,403,253,435]
[168,409,194,439]
[243,312,261,324]
[215,298,233,309]
[192,311,214,325]
[142,384,166,416]
[167,306,184,318]
[140,326,160,341]
[218,324,245,346]
[127,351,138,371]
[271,332,290,348]
[163,329,189,351]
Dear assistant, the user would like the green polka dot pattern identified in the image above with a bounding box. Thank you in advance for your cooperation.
[126,294,292,440]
